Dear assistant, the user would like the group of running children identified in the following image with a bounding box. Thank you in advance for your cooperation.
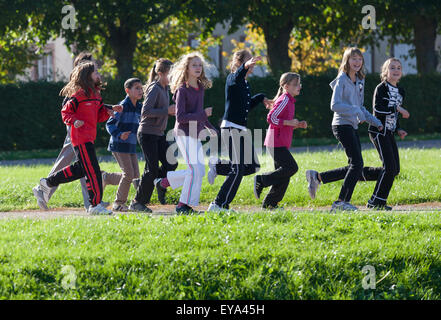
[32,46,409,215]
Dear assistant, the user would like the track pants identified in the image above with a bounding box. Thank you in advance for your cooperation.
[47,142,103,207]
[259,147,298,208]
[214,127,260,208]
[135,133,178,205]
[368,130,400,205]
[47,127,90,209]
[319,125,382,202]
[166,135,205,207]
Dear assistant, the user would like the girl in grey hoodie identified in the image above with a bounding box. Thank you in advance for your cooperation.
[306,47,383,212]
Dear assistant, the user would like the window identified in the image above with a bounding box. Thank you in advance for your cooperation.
[37,53,53,81]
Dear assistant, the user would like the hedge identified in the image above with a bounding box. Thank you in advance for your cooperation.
[1,73,440,151]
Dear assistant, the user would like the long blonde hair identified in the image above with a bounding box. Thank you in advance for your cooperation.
[381,57,403,82]
[339,47,366,80]
[60,62,100,98]
[169,52,212,94]
[273,72,301,102]
[229,49,252,73]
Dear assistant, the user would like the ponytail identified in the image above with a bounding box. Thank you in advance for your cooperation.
[272,72,301,104]
[145,58,173,94]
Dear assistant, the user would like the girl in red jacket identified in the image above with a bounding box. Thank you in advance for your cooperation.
[254,72,307,209]
[38,62,114,215]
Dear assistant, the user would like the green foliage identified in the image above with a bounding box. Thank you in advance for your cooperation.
[1,73,441,151]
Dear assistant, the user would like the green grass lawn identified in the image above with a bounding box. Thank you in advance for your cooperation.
[1,147,440,300]
[0,147,440,212]
[1,211,441,299]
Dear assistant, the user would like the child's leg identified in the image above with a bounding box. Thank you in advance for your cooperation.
[157,135,178,177]
[46,130,76,200]
[330,126,364,202]
[113,152,136,205]
[135,133,161,204]
[369,132,399,204]
[262,147,298,207]
[46,160,85,186]
[76,142,103,207]
[176,136,205,207]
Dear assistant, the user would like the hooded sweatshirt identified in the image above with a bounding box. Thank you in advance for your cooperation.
[330,72,382,129]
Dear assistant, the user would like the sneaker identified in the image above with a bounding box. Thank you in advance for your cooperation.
[101,201,110,207]
[88,203,113,215]
[306,170,321,199]
[128,201,152,213]
[207,202,229,212]
[154,178,167,205]
[207,157,218,185]
[262,203,284,211]
[367,200,392,211]
[132,178,140,191]
[32,185,49,210]
[254,175,264,199]
[112,203,129,212]
[330,201,358,213]
[176,204,195,215]
[39,178,52,203]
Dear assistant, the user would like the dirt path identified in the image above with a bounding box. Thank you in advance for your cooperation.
[1,202,440,219]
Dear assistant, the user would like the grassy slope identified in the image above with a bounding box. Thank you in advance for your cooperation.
[0,148,440,212]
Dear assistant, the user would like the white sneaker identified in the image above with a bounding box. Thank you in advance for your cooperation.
[88,202,113,215]
[207,202,228,212]
[306,170,321,199]
[207,157,218,185]
[330,201,358,213]
[39,178,52,203]
[32,185,48,210]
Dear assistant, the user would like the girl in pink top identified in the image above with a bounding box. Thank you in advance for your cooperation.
[254,72,307,209]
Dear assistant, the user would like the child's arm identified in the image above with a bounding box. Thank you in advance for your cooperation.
[97,102,112,123]
[250,93,266,110]
[141,86,168,118]
[397,106,410,119]
[267,96,289,128]
[61,97,80,126]
[175,89,206,124]
[330,79,363,117]
[360,106,382,128]
[105,111,122,138]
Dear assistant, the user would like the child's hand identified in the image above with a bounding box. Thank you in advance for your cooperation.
[263,98,273,109]
[120,131,131,141]
[378,125,384,132]
[298,120,308,129]
[168,104,176,116]
[74,120,84,128]
[397,106,410,119]
[112,105,123,113]
[205,107,213,117]
[397,129,407,140]
[107,109,115,118]
[245,56,262,70]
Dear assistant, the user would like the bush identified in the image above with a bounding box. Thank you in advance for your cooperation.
[1,73,440,151]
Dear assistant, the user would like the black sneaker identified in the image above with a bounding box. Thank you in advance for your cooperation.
[175,204,195,215]
[366,200,392,211]
[154,178,167,205]
[129,201,152,213]
[254,175,264,199]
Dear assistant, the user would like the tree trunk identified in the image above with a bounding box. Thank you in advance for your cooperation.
[262,21,294,76]
[108,25,137,80]
[413,15,438,74]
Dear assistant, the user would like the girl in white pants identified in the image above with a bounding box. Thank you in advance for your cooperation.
[155,52,217,214]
